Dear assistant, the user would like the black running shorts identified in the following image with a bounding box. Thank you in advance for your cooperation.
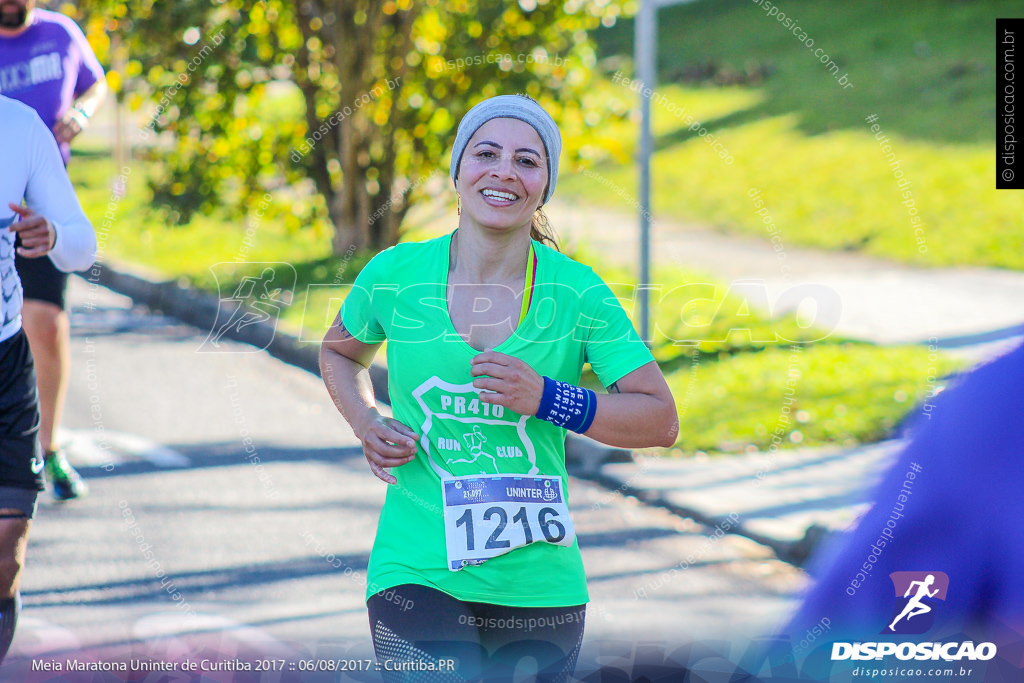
[0,329,45,508]
[14,251,68,310]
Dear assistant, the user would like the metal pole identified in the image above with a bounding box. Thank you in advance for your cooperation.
[636,1,655,345]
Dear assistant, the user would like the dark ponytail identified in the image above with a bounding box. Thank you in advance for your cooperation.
[531,207,559,250]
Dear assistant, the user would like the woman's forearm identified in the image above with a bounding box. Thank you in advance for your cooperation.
[319,347,379,439]
[583,392,679,449]
[470,353,678,450]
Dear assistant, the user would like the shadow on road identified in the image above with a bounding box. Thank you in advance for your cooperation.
[74,444,366,482]
[23,553,371,608]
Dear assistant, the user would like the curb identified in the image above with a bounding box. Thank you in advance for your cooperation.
[85,261,390,402]
[579,461,832,567]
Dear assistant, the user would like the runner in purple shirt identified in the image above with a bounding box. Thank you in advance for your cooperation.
[0,2,105,163]
[0,0,106,501]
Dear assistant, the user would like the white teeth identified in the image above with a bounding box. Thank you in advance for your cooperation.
[482,189,518,202]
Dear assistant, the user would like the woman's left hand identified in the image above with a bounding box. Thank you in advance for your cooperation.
[470,351,544,417]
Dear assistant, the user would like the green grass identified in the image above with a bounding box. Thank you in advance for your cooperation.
[564,242,832,360]
[70,143,365,341]
[660,342,960,455]
[597,0,997,144]
[560,0,1024,269]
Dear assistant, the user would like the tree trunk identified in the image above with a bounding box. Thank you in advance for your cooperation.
[336,114,369,253]
[366,8,413,251]
[299,0,415,256]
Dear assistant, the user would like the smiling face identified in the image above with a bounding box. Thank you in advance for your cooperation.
[456,117,548,234]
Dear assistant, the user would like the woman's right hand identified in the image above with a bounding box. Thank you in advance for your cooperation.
[357,412,420,485]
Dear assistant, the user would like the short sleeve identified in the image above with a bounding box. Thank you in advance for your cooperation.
[338,249,390,344]
[68,19,104,97]
[577,269,654,388]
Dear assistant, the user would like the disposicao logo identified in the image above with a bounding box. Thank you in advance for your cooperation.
[885,571,948,635]
[831,571,997,662]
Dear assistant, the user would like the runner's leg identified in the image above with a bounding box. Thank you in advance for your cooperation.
[470,601,586,683]
[0,516,31,663]
[0,330,45,663]
[20,300,69,454]
[15,254,84,500]
[367,584,483,682]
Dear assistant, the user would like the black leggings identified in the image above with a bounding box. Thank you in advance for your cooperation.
[367,584,585,683]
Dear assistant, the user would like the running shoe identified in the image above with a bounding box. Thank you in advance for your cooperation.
[44,449,88,501]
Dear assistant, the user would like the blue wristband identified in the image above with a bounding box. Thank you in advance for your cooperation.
[535,376,598,434]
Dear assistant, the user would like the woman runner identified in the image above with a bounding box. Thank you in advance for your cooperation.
[320,94,678,682]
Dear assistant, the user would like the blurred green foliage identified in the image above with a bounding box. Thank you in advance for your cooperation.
[75,0,628,254]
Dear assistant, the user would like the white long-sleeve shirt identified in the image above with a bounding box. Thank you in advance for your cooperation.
[0,95,96,342]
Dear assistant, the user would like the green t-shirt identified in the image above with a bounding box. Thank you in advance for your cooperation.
[340,231,654,607]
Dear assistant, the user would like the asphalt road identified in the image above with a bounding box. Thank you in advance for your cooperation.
[8,275,805,678]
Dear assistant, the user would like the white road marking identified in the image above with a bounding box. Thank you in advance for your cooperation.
[13,617,81,657]
[132,612,295,658]
[16,613,294,660]
[61,429,191,468]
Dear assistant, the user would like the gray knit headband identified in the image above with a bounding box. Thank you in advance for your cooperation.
[449,94,561,204]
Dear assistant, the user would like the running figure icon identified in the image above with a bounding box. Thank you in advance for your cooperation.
[200,264,297,352]
[888,574,940,631]
[210,267,283,345]
[462,425,488,459]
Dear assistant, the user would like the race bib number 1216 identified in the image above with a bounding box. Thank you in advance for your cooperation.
[442,475,575,571]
